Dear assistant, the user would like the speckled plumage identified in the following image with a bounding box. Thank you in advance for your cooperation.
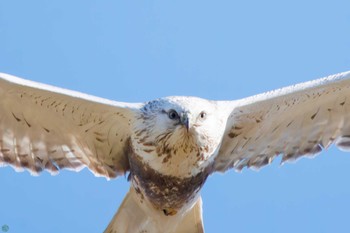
[1,71,350,232]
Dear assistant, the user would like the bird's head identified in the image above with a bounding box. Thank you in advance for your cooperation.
[133,96,227,175]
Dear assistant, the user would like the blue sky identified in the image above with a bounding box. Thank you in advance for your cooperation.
[1,1,350,233]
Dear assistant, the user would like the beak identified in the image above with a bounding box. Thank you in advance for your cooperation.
[180,112,190,131]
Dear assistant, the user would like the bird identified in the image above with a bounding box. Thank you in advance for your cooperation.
[1,71,350,233]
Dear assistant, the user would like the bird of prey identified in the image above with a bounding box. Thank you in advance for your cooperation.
[1,71,350,233]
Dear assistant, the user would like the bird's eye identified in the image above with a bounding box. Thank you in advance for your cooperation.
[199,111,207,119]
[168,109,179,120]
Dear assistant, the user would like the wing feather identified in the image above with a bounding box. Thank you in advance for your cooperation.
[0,73,142,178]
[215,71,350,172]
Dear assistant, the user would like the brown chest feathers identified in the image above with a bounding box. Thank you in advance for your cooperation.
[128,147,213,216]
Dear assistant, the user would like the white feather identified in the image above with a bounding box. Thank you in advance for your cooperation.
[215,71,350,172]
[0,73,142,178]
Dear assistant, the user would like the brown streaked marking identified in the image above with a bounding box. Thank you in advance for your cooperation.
[143,141,154,147]
[1,148,10,153]
[272,125,280,133]
[136,129,147,137]
[137,137,147,144]
[43,127,50,133]
[95,137,106,143]
[35,156,44,163]
[228,132,240,138]
[143,149,154,153]
[254,135,261,141]
[55,157,67,162]
[340,101,346,106]
[311,109,319,120]
[129,145,212,213]
[109,148,114,156]
[162,208,177,216]
[287,120,294,127]
[12,112,21,122]
[162,154,171,163]
[203,145,209,153]
[54,102,62,108]
[23,118,31,128]
[93,131,103,136]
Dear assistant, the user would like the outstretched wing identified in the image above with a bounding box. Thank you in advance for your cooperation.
[0,73,142,178]
[215,71,350,172]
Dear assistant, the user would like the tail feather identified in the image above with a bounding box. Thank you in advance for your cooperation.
[104,187,204,233]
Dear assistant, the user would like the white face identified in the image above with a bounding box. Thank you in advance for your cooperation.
[132,96,227,176]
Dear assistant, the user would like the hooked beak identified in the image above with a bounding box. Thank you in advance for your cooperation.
[180,112,190,131]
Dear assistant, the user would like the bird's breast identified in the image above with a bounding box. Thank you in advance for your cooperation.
[131,134,216,177]
[128,147,213,215]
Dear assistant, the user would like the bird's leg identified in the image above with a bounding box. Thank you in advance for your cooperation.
[104,186,204,233]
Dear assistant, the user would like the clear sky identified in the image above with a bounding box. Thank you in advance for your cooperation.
[0,1,350,233]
